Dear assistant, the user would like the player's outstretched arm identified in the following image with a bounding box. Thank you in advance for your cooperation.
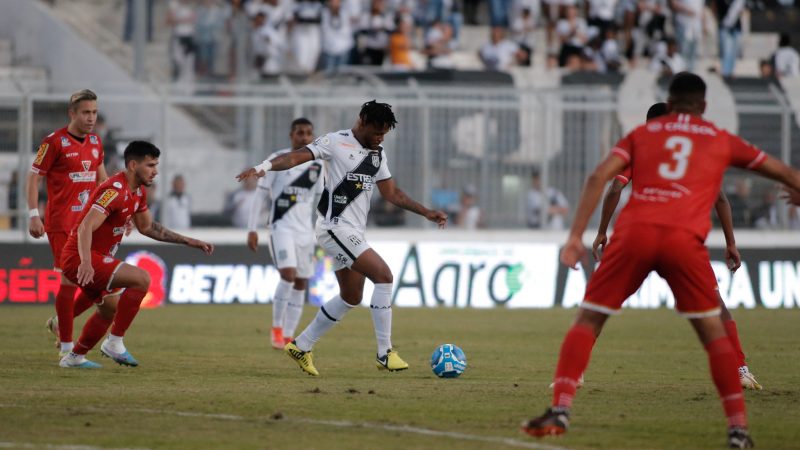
[235,148,314,182]
[133,210,214,255]
[780,186,800,206]
[562,154,627,269]
[25,171,44,238]
[593,178,626,260]
[377,178,448,228]
[75,208,108,286]
[751,156,800,193]
[714,190,741,271]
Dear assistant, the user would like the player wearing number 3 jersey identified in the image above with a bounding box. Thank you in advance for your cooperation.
[523,73,800,448]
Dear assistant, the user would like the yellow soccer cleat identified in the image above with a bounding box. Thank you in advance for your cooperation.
[376,349,409,372]
[284,341,319,376]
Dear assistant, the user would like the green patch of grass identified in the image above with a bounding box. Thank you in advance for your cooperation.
[0,306,798,449]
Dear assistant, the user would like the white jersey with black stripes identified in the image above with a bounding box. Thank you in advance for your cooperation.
[248,148,325,235]
[307,129,392,234]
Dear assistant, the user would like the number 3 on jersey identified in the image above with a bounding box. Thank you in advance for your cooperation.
[659,136,693,180]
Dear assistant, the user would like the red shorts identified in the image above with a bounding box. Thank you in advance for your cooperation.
[583,224,720,317]
[61,250,125,299]
[47,231,69,271]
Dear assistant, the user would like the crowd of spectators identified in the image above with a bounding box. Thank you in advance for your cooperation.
[136,0,799,81]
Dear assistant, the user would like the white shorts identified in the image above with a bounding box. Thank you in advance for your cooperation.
[316,227,371,271]
[268,229,316,278]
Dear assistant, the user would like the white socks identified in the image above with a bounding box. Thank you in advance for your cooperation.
[370,283,393,357]
[282,288,305,339]
[104,334,126,353]
[294,295,354,352]
[272,279,293,329]
[60,342,74,353]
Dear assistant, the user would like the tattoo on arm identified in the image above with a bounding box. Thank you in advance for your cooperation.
[391,188,428,216]
[143,221,188,244]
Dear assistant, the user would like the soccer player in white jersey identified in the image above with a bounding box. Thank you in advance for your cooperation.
[246,118,322,349]
[236,100,448,376]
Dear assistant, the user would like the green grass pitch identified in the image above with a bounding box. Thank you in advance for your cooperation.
[1,305,798,449]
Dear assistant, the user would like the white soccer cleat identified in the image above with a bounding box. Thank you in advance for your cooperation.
[59,353,102,369]
[738,366,762,391]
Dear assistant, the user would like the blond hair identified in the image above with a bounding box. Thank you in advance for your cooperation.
[69,89,97,110]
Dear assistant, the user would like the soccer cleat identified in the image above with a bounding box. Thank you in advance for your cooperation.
[521,407,570,438]
[376,349,409,372]
[727,427,754,448]
[271,327,284,350]
[284,341,319,376]
[739,366,762,391]
[59,354,102,369]
[46,316,59,349]
[549,374,584,389]
[100,340,139,367]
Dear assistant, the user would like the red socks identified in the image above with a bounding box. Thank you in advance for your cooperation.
[705,337,748,428]
[73,291,96,318]
[74,312,113,355]
[55,284,78,343]
[110,289,147,337]
[552,324,596,409]
[724,320,747,368]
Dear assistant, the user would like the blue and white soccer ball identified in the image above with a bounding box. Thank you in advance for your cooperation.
[430,344,467,378]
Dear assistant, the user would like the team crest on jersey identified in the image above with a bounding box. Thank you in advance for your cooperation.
[89,135,98,145]
[113,182,122,188]
[82,160,91,171]
[371,154,380,167]
[33,143,49,165]
[61,137,71,147]
[92,148,99,159]
[96,189,118,207]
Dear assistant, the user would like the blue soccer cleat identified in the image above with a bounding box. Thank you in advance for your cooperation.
[100,340,139,367]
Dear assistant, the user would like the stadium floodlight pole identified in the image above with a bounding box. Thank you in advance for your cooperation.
[133,0,147,81]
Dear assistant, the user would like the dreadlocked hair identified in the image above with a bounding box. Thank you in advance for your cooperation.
[359,100,398,130]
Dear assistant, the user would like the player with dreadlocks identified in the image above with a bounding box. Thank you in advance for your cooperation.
[237,100,448,376]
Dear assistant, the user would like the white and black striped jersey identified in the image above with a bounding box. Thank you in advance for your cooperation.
[307,129,392,233]
[248,148,324,234]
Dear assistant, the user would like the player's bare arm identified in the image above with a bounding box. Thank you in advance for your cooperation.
[25,170,45,238]
[593,178,626,260]
[75,208,108,286]
[235,148,314,182]
[562,154,627,269]
[97,162,109,184]
[753,156,800,193]
[133,209,214,254]
[377,178,448,228]
[714,190,741,271]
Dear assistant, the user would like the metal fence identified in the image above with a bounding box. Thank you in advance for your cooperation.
[1,83,797,234]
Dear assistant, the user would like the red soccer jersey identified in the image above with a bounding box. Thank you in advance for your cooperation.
[612,113,766,238]
[30,127,105,233]
[64,172,148,258]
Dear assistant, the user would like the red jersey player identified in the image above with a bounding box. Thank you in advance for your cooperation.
[59,141,213,368]
[523,73,800,448]
[592,102,762,390]
[26,89,113,358]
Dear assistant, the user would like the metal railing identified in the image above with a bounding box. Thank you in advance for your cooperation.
[1,83,797,235]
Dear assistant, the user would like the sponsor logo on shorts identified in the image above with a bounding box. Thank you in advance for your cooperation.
[33,143,49,165]
[96,189,118,208]
[348,235,362,246]
[113,226,126,236]
[103,256,114,264]
[335,253,348,265]
[278,250,288,261]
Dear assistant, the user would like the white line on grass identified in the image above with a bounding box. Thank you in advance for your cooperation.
[0,404,568,450]
[0,442,149,450]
